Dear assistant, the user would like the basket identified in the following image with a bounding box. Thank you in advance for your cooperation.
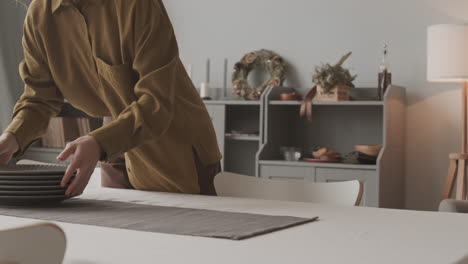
[315,85,350,101]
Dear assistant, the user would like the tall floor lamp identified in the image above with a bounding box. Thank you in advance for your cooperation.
[428,24,468,200]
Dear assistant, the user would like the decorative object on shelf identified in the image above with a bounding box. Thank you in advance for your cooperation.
[200,59,212,100]
[300,52,356,121]
[343,145,383,165]
[312,52,356,101]
[427,24,468,201]
[311,147,342,162]
[355,145,383,157]
[378,43,392,100]
[200,82,211,100]
[232,49,286,100]
[343,151,377,165]
[342,152,359,164]
[281,147,302,162]
[279,92,302,101]
[357,152,378,165]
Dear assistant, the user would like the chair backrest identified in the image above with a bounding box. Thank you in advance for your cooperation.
[215,172,363,206]
[439,199,468,213]
[0,223,67,264]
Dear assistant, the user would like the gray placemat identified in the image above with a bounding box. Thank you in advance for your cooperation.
[0,199,318,240]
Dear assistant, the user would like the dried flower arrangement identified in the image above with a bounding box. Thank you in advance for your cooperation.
[312,52,357,94]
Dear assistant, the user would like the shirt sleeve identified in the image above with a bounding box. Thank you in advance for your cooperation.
[88,0,179,161]
[4,12,64,158]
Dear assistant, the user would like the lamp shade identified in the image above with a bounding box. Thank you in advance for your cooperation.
[427,24,468,82]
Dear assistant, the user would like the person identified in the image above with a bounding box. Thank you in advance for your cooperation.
[0,0,222,197]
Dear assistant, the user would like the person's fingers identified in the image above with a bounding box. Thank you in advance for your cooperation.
[67,166,93,196]
[61,159,79,188]
[0,140,13,165]
[65,167,82,196]
[72,168,93,196]
[57,142,76,161]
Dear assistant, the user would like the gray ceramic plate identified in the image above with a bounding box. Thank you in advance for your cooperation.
[0,180,63,186]
[0,190,66,196]
[0,176,75,186]
[0,185,65,191]
[0,164,67,176]
[0,175,64,181]
[0,195,69,206]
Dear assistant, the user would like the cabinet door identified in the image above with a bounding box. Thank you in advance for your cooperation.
[315,168,378,207]
[206,105,225,165]
[259,165,315,181]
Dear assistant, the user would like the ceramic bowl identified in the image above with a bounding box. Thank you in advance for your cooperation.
[354,145,383,157]
[279,93,301,101]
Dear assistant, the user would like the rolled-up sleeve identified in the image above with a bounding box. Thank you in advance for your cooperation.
[88,0,179,161]
[4,12,64,157]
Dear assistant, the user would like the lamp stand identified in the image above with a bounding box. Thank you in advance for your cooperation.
[442,81,468,200]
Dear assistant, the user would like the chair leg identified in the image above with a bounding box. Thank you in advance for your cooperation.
[456,159,467,200]
[442,159,458,200]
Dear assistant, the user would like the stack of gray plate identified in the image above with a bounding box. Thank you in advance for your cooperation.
[0,164,74,206]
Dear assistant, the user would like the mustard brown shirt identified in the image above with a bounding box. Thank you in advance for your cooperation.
[5,0,222,194]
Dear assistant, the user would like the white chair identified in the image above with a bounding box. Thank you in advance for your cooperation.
[0,223,67,264]
[215,172,363,206]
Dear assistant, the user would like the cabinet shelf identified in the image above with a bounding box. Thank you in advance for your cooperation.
[269,100,384,106]
[203,85,405,208]
[258,160,378,170]
[225,134,260,141]
[204,100,260,105]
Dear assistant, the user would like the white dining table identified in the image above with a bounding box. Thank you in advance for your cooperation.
[1,169,468,264]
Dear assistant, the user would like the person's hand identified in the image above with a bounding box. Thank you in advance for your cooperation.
[57,135,102,196]
[0,132,19,165]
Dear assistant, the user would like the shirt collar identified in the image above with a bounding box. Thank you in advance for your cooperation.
[52,0,83,13]
[52,0,66,13]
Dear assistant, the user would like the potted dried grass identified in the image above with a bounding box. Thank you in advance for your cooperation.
[312,52,357,101]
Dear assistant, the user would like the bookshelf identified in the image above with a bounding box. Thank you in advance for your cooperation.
[205,85,406,208]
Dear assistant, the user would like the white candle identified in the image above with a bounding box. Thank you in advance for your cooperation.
[200,82,210,98]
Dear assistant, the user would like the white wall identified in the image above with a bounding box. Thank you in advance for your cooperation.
[0,1,26,130]
[163,0,468,210]
[0,0,467,210]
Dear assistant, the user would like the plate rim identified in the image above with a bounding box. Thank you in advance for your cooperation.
[0,164,67,176]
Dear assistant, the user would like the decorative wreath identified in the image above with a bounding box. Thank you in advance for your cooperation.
[232,49,286,100]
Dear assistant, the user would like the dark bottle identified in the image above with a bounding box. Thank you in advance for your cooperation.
[378,43,392,100]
